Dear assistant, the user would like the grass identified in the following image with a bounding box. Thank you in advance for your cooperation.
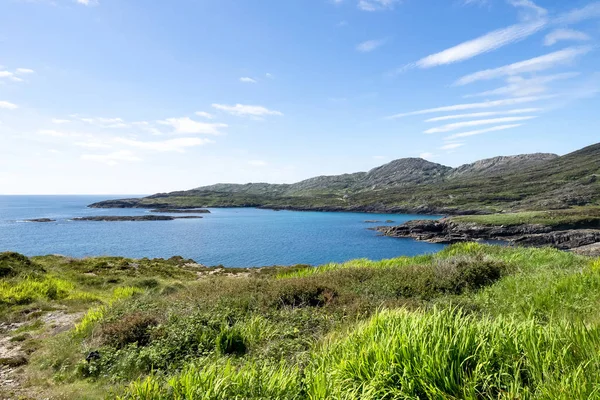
[2,244,600,399]
[450,206,600,228]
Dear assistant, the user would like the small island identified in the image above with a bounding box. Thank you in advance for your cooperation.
[24,218,56,223]
[72,215,203,222]
[149,208,211,213]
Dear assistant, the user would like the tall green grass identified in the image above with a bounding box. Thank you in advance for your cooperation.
[119,308,600,399]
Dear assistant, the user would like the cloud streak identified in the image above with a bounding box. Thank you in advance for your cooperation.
[444,124,524,140]
[387,96,550,118]
[356,39,386,52]
[425,116,536,134]
[464,72,580,98]
[414,20,546,69]
[425,108,542,122]
[357,0,399,11]
[212,103,283,117]
[0,101,18,110]
[158,117,228,135]
[544,29,590,46]
[454,46,592,86]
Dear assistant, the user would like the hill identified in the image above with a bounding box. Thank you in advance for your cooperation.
[90,142,600,214]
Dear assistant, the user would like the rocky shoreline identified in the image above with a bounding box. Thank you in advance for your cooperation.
[149,208,211,213]
[88,199,487,216]
[376,219,600,256]
[72,215,202,222]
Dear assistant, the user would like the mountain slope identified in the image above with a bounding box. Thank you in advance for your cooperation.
[90,142,600,214]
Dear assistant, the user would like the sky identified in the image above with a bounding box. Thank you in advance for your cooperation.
[1,0,599,194]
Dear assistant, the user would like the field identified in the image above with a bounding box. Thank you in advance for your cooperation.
[1,244,600,399]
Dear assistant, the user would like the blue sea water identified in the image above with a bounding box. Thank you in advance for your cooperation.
[0,195,445,267]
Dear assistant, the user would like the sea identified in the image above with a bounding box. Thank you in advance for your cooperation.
[0,195,446,267]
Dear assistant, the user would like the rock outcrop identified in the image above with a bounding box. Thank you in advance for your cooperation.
[376,219,600,253]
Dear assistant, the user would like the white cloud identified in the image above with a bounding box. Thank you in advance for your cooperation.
[444,124,523,140]
[0,71,14,78]
[212,103,283,117]
[358,0,399,11]
[413,20,545,69]
[419,152,436,160]
[356,39,386,53]
[387,96,549,118]
[78,117,128,128]
[425,108,542,122]
[508,0,547,21]
[544,29,590,46]
[38,129,68,137]
[465,72,580,97]
[454,46,592,86]
[74,141,111,149]
[425,116,536,134]
[81,151,141,166]
[195,111,214,119]
[240,77,257,83]
[15,68,34,75]
[265,73,274,78]
[76,0,98,6]
[115,137,214,152]
[462,0,489,6]
[52,118,71,124]
[0,101,18,110]
[248,160,268,167]
[440,142,465,150]
[158,117,228,135]
[556,2,600,25]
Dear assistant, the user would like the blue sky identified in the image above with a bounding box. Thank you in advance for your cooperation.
[1,0,599,194]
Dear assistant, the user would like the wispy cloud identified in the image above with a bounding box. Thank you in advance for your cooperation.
[158,117,228,135]
[81,151,140,166]
[440,142,465,150]
[115,137,214,152]
[356,39,386,52]
[212,103,283,117]
[544,29,590,46]
[425,108,542,122]
[78,117,128,128]
[387,96,549,118]
[419,152,436,160]
[508,0,547,21]
[454,46,592,86]
[195,111,214,119]
[76,0,98,6]
[424,116,536,134]
[444,124,524,140]
[240,77,257,83]
[464,72,580,97]
[15,68,34,74]
[412,20,545,69]
[357,0,399,12]
[556,2,600,25]
[0,101,18,110]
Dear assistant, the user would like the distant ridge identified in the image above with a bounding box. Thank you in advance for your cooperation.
[90,142,600,215]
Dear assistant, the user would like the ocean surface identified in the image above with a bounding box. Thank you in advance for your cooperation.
[0,195,445,267]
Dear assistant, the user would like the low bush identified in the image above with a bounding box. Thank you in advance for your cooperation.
[101,313,158,348]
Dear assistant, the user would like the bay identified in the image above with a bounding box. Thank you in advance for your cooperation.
[0,195,445,267]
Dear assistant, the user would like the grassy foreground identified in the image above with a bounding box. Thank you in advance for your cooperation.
[1,244,600,399]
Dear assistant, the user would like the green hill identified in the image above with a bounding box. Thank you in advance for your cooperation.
[90,142,600,214]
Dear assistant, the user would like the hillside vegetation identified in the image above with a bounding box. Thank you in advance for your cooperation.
[2,244,600,399]
[90,143,600,214]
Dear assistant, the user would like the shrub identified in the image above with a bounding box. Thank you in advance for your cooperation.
[101,313,158,348]
[275,280,337,308]
[0,252,44,278]
[215,326,247,356]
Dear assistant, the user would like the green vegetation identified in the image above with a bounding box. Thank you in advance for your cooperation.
[2,244,600,399]
[91,142,600,214]
[450,206,600,228]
